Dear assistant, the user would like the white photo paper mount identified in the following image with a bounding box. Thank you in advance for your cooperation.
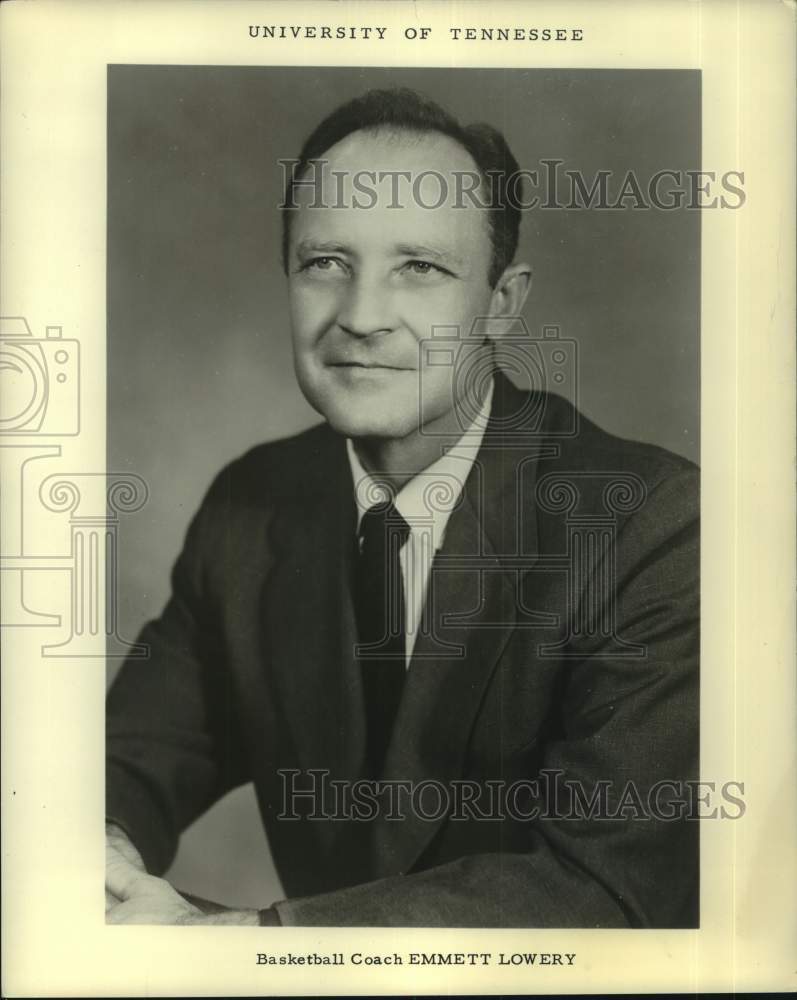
[1,0,795,996]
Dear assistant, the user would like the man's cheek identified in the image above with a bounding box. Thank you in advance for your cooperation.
[418,362,456,418]
[402,294,483,347]
[290,286,341,336]
[399,283,463,324]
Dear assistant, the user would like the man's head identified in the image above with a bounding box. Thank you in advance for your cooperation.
[281,88,531,443]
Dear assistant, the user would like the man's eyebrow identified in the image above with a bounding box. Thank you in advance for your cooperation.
[294,239,352,256]
[393,243,465,268]
[293,239,467,268]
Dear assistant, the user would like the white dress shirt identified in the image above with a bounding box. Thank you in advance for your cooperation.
[346,379,494,667]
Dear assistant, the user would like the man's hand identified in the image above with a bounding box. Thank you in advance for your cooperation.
[105,821,146,911]
[105,822,259,925]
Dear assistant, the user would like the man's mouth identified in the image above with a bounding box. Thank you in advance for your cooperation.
[328,361,414,371]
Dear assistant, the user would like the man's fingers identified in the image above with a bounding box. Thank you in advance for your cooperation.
[105,825,147,903]
[106,900,149,925]
[106,823,146,872]
[106,843,146,900]
[105,876,203,925]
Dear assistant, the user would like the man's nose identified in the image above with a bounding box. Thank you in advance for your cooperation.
[336,275,396,338]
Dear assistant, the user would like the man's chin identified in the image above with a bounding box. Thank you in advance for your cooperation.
[311,385,422,441]
[324,409,417,442]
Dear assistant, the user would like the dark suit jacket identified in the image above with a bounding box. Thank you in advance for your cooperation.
[106,372,699,927]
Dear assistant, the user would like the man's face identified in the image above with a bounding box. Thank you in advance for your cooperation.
[286,128,496,441]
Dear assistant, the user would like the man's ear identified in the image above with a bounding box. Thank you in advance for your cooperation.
[488,262,533,319]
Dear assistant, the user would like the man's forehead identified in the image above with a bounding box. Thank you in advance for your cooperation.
[291,202,489,263]
[318,126,480,174]
[289,127,492,256]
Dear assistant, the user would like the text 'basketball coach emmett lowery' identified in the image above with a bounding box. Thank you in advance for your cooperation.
[105,87,699,927]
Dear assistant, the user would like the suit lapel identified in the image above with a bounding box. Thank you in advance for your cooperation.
[261,433,365,851]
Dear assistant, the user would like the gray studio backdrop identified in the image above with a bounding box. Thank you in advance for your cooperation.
[108,65,700,908]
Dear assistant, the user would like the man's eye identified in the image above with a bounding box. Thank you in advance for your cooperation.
[404,260,444,276]
[300,256,346,274]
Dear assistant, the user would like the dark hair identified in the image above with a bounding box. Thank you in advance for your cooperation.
[280,87,522,287]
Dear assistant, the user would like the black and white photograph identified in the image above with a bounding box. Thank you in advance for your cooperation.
[105,65,702,928]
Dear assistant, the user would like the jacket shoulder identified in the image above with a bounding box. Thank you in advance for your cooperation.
[202,421,340,509]
[540,392,698,485]
[530,392,699,532]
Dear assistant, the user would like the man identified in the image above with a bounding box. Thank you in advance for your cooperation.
[106,88,699,927]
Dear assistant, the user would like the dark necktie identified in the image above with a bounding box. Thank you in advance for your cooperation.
[354,500,411,780]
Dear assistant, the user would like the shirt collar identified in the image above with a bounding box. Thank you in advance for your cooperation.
[346,378,494,550]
